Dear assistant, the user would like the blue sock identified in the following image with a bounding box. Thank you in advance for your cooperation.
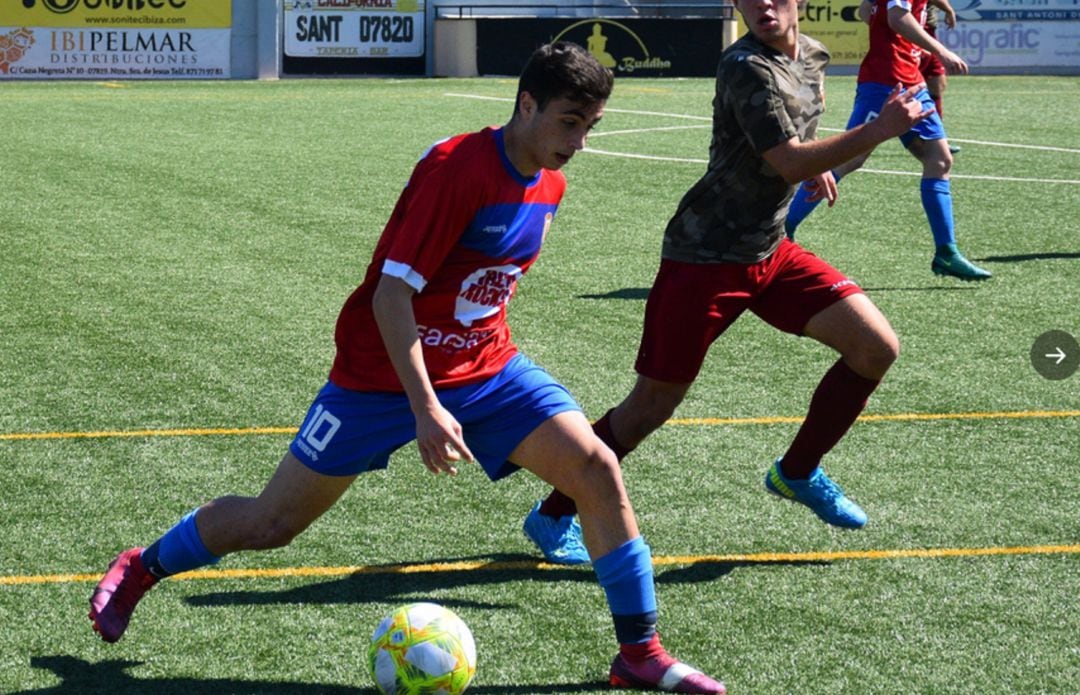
[593,536,657,644]
[141,509,220,579]
[784,171,841,239]
[920,177,956,248]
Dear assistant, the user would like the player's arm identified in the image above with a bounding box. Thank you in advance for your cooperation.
[887,4,967,73]
[372,274,474,474]
[928,0,957,27]
[761,85,929,184]
[858,0,873,24]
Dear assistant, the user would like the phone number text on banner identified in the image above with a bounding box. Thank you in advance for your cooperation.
[0,27,230,78]
[284,0,425,58]
[0,1,231,79]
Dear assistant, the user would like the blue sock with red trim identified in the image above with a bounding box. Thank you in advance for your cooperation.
[141,509,220,579]
[594,536,658,644]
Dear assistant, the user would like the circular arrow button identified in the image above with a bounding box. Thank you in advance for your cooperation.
[1030,330,1079,381]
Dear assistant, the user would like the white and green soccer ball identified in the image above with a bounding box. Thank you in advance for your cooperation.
[368,602,477,695]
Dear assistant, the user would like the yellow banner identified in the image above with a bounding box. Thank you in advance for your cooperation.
[1,0,231,29]
[734,0,869,66]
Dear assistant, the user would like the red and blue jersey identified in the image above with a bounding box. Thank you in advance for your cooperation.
[858,0,928,87]
[330,127,566,392]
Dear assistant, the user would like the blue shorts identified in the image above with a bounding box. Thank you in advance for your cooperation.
[847,82,945,147]
[288,353,581,480]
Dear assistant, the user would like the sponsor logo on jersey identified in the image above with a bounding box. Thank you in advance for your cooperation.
[455,264,521,327]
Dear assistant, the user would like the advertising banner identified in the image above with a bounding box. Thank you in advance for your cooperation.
[951,0,1080,21]
[939,20,1080,68]
[0,0,231,79]
[733,0,1079,68]
[798,0,869,65]
[284,0,426,59]
[476,17,727,77]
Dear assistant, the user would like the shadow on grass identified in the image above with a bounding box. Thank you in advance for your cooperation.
[25,559,821,693]
[21,655,611,694]
[862,285,981,293]
[20,656,357,693]
[586,285,993,297]
[184,553,826,610]
[656,559,828,584]
[578,287,650,300]
[976,251,1080,263]
[187,553,585,611]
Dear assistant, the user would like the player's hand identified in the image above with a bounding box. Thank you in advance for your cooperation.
[875,84,933,138]
[943,6,957,28]
[414,405,474,475]
[939,49,968,75]
[804,171,838,207]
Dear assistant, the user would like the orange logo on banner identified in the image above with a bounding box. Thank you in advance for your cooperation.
[0,27,35,74]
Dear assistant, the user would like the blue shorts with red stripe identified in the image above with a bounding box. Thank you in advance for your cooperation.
[848,82,946,147]
[289,353,581,479]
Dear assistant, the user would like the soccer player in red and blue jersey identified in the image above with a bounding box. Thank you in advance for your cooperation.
[785,0,992,280]
[88,42,726,694]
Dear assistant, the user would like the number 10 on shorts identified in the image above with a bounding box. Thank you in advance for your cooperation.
[300,405,341,452]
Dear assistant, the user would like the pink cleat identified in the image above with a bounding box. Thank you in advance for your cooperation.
[88,547,157,643]
[610,638,726,694]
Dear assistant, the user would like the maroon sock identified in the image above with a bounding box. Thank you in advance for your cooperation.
[538,409,633,518]
[619,633,666,662]
[781,360,880,479]
[537,489,577,518]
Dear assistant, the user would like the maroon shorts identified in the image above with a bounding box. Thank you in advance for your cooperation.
[634,239,863,383]
[919,27,946,79]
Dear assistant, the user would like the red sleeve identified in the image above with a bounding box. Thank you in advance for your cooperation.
[382,139,485,290]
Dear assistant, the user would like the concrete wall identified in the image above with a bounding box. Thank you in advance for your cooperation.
[233,0,281,79]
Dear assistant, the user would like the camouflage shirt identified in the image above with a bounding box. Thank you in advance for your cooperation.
[662,32,829,264]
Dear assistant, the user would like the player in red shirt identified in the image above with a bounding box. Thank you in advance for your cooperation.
[785,0,992,280]
[88,42,725,694]
[919,0,962,153]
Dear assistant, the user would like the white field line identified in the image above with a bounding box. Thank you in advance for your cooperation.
[818,126,1080,154]
[446,93,1080,184]
[583,147,705,164]
[583,147,1080,183]
[588,124,707,137]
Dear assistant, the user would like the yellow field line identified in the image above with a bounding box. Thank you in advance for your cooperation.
[4,544,1077,586]
[0,426,298,442]
[2,410,1077,442]
[670,410,1080,426]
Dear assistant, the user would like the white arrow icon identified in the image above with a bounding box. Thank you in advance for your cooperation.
[1045,347,1067,365]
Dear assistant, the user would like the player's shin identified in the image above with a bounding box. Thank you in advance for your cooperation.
[141,508,221,579]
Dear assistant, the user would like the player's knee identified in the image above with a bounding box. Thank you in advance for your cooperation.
[920,149,952,177]
[939,149,954,173]
[569,447,625,508]
[856,331,899,379]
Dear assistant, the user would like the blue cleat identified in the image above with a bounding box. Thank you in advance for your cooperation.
[523,502,590,565]
[765,458,867,529]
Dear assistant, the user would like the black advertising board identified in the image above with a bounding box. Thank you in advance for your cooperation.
[476,17,727,77]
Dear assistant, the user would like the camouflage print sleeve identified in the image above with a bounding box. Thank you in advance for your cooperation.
[725,56,798,155]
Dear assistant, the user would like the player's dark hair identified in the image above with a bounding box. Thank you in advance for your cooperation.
[515,41,614,114]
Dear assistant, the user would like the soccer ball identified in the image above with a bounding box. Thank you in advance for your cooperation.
[368,602,477,695]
